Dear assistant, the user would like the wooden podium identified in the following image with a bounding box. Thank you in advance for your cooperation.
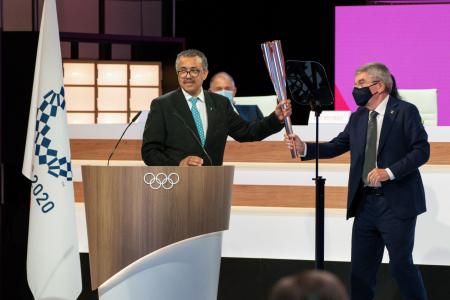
[82,166,234,300]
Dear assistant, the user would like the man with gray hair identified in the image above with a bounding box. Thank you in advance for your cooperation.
[142,49,292,166]
[285,62,429,299]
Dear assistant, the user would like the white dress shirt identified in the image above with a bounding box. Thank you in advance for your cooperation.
[371,95,395,182]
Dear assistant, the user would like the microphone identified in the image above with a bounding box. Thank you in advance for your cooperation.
[107,111,142,166]
[172,112,213,166]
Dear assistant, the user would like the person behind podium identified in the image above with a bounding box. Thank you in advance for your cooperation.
[141,49,291,166]
[208,71,265,123]
[285,62,429,300]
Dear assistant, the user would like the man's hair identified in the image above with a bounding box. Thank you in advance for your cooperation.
[175,49,208,70]
[355,62,393,93]
[269,270,349,300]
[209,72,235,88]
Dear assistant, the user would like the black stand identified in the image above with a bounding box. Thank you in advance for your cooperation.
[285,60,334,271]
[313,104,326,270]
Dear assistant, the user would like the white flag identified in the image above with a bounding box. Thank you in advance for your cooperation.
[22,0,82,299]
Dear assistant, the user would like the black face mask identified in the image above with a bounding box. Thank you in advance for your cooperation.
[352,82,378,107]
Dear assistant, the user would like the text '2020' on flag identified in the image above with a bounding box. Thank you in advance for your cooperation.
[22,0,82,299]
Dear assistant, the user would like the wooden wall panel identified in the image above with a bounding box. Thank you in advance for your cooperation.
[76,181,348,209]
[232,185,347,208]
[71,139,450,165]
[71,139,142,161]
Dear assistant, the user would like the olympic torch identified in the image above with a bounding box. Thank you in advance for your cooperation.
[261,40,297,158]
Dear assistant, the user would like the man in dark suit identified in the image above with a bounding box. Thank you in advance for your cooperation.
[285,62,429,299]
[142,49,291,166]
[208,71,265,123]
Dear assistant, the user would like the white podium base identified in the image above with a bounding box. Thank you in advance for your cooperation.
[98,232,223,300]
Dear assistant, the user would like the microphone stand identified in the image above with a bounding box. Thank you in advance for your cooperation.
[107,111,142,166]
[311,100,325,270]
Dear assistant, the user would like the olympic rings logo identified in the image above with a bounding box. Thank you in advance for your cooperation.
[143,172,180,190]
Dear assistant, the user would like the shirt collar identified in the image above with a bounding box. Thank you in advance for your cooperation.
[182,88,205,103]
[373,94,389,116]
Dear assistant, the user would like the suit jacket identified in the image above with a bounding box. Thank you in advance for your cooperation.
[303,96,430,219]
[235,104,265,123]
[142,89,283,166]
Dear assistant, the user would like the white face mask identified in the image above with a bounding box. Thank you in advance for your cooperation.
[214,89,234,103]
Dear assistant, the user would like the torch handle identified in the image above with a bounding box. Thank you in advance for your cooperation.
[283,115,297,159]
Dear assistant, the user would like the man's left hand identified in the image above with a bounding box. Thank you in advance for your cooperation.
[367,168,390,185]
[275,99,292,122]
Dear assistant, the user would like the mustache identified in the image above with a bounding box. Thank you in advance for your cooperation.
[183,79,195,83]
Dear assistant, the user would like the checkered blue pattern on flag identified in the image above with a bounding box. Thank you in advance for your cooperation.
[22,0,82,299]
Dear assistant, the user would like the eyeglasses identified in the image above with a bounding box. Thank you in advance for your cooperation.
[354,81,379,89]
[177,68,202,78]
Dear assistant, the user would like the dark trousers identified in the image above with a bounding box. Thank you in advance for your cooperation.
[351,194,428,300]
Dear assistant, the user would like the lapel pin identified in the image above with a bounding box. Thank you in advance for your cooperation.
[390,110,395,115]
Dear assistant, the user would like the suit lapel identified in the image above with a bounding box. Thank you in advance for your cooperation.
[378,96,398,156]
[204,91,216,146]
[355,108,369,157]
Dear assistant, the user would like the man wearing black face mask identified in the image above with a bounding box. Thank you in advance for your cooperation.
[285,62,429,300]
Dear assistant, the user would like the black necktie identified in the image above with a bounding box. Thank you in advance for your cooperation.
[362,111,379,185]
